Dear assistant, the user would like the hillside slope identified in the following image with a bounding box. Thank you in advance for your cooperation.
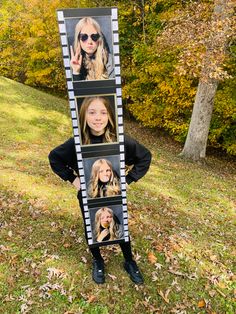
[0,77,235,314]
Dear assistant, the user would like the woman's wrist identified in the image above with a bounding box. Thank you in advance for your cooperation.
[72,177,81,190]
[72,70,81,75]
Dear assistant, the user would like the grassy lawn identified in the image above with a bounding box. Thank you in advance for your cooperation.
[0,76,235,314]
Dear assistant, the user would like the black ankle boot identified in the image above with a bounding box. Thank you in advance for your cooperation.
[124,260,144,284]
[92,259,105,284]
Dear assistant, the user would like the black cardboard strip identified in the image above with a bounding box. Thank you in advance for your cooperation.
[58,8,112,18]
[73,87,117,96]
[87,199,124,210]
[88,238,125,249]
[73,79,115,89]
[87,195,123,207]
[81,144,120,156]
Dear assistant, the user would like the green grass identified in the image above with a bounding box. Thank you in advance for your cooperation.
[0,76,235,313]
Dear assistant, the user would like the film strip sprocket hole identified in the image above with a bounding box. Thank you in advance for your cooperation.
[57,7,129,246]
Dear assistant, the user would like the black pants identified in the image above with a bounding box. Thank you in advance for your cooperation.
[77,191,133,261]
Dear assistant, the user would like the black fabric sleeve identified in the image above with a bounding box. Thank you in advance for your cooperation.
[48,137,78,183]
[72,73,82,81]
[124,134,152,184]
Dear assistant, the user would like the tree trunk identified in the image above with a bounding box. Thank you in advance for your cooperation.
[180,79,218,161]
[180,0,232,161]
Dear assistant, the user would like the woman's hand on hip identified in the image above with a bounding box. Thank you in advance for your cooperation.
[72,177,81,190]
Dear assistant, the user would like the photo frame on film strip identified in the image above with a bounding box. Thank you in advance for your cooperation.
[57,7,129,247]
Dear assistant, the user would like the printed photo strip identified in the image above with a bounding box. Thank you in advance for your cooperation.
[57,7,128,247]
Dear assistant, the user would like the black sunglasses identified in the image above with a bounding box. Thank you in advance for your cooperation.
[78,33,100,42]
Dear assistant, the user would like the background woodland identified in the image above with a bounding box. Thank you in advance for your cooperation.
[0,0,235,156]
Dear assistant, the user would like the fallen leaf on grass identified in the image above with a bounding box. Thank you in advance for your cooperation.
[128,219,136,226]
[154,243,164,253]
[108,273,117,281]
[155,263,163,270]
[81,256,87,264]
[168,270,185,277]
[75,270,81,277]
[63,243,72,248]
[20,303,30,314]
[168,269,196,280]
[148,252,157,264]
[7,276,15,287]
[8,230,13,237]
[47,267,66,280]
[113,285,122,293]
[197,299,206,308]
[134,284,141,291]
[19,267,29,274]
[208,290,216,297]
[151,272,159,282]
[134,253,141,261]
[39,282,65,299]
[87,295,96,303]
[209,255,218,262]
[0,245,11,251]
[158,289,171,303]
[4,294,15,302]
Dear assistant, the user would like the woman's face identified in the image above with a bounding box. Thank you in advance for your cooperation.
[100,210,113,227]
[86,99,109,136]
[98,162,112,183]
[79,23,99,56]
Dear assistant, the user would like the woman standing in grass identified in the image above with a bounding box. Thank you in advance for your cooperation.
[48,96,151,285]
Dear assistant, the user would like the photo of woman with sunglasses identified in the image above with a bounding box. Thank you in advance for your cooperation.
[70,17,114,81]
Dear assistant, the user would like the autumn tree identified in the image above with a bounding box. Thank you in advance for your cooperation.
[180,0,235,161]
[156,0,235,161]
[124,0,235,157]
[0,0,235,155]
[0,0,80,91]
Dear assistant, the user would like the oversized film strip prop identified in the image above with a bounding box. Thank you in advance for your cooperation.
[57,7,129,247]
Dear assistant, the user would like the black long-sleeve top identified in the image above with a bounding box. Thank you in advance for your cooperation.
[48,134,151,185]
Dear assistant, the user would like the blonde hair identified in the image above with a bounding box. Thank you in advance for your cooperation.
[74,17,108,80]
[79,96,116,145]
[88,159,120,198]
[94,207,120,241]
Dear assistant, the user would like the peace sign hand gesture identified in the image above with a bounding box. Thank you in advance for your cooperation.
[70,45,82,74]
